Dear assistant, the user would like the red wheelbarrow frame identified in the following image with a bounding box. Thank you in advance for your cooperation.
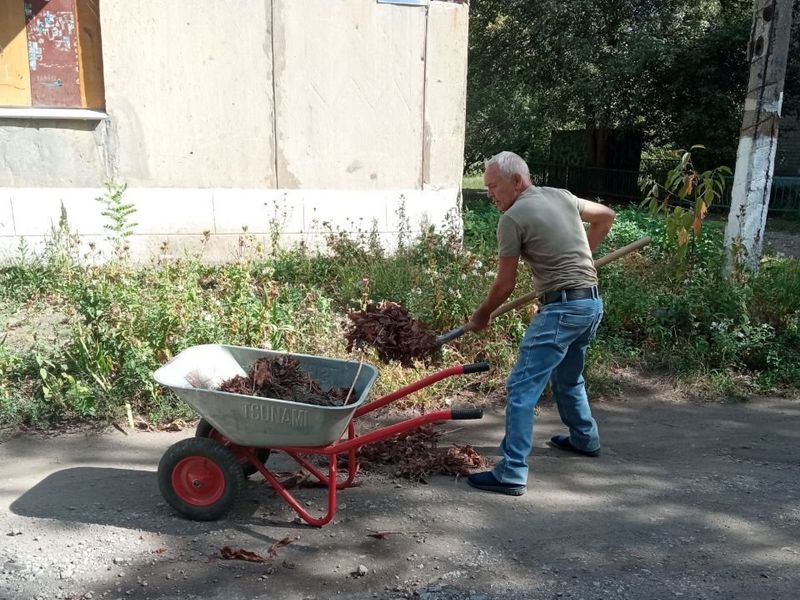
[215,362,488,526]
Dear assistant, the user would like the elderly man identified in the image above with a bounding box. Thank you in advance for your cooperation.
[467,151,615,496]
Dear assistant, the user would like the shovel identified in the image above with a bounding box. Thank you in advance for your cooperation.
[434,236,651,346]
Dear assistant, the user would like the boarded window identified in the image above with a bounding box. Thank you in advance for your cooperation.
[0,0,104,109]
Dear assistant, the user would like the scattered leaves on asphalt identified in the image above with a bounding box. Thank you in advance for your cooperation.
[274,470,320,489]
[367,529,441,540]
[219,546,268,563]
[133,417,190,432]
[356,424,488,481]
[219,540,294,563]
[268,536,294,557]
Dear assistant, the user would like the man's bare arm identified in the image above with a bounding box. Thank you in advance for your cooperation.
[580,200,616,252]
[468,255,519,332]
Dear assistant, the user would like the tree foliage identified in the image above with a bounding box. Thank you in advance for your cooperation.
[466,0,755,169]
[640,146,731,263]
[784,3,800,121]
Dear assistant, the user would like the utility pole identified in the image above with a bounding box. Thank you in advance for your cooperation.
[723,0,793,276]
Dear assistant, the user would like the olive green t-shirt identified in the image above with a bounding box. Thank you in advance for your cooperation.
[497,186,598,295]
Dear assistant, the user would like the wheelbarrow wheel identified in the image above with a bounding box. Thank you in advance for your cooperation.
[195,419,270,478]
[158,437,244,521]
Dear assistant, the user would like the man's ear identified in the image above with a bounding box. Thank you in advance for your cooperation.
[513,173,524,190]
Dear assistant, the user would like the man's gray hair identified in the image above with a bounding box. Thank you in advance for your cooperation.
[485,151,531,184]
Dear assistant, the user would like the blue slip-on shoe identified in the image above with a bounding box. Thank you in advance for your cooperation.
[467,471,526,496]
[548,434,600,457]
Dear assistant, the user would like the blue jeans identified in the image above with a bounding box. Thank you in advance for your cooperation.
[492,296,604,485]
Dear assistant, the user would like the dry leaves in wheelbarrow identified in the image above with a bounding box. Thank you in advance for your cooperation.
[355,424,488,482]
[218,356,353,406]
[344,301,440,366]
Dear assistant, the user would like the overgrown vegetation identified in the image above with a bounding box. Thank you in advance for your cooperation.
[0,197,798,431]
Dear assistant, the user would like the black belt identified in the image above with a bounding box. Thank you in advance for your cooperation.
[539,286,600,306]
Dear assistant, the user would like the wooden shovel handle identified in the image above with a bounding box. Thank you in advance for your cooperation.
[488,236,651,321]
[593,236,651,268]
[441,236,651,344]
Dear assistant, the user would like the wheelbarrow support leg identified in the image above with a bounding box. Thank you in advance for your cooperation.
[257,456,339,527]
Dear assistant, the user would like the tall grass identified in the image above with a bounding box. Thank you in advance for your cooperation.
[0,199,798,430]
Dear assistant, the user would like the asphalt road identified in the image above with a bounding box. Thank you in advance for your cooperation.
[1,392,799,600]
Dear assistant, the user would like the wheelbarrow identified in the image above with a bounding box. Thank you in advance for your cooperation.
[153,344,487,526]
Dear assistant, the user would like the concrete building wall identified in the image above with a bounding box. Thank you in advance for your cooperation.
[0,0,469,263]
[100,1,277,188]
[423,1,469,189]
[274,0,426,189]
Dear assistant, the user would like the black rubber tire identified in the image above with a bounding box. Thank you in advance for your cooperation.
[195,419,270,478]
[158,437,244,521]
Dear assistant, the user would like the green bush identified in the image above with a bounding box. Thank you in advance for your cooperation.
[463,193,500,253]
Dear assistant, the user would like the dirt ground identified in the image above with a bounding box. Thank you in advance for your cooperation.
[1,373,799,600]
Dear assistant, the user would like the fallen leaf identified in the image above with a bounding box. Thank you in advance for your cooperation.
[367,529,442,540]
[269,536,294,557]
[160,419,188,432]
[220,546,267,563]
[134,416,155,431]
[276,471,321,489]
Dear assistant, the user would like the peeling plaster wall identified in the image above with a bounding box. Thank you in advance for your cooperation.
[0,0,469,263]
[0,119,108,186]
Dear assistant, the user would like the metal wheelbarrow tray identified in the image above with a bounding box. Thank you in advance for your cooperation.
[154,344,487,526]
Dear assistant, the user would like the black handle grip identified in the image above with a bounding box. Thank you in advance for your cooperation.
[463,361,490,374]
[435,325,467,346]
[451,407,484,420]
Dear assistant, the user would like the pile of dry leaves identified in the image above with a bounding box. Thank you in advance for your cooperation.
[219,357,354,407]
[356,424,488,482]
[344,301,439,366]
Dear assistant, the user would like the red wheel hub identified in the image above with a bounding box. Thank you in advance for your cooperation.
[172,456,226,506]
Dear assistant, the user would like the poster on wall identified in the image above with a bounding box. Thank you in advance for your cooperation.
[25,0,81,107]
